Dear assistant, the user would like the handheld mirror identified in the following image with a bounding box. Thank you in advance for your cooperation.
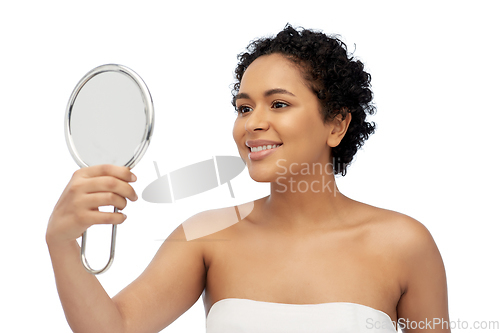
[65,64,154,274]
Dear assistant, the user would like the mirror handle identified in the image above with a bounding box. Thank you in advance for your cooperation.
[80,208,118,275]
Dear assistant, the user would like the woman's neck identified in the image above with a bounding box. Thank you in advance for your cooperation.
[257,171,352,234]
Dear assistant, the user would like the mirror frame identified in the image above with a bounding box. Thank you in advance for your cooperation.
[64,64,154,274]
[65,63,154,170]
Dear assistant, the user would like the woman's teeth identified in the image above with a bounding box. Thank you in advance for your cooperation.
[250,144,282,152]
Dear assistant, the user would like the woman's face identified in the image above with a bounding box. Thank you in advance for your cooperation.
[232,53,337,182]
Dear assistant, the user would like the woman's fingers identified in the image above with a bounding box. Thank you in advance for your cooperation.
[84,192,129,211]
[85,210,128,226]
[47,164,139,246]
[76,164,137,183]
[83,176,138,203]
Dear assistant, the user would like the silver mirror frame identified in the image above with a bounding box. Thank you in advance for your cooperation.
[65,64,154,274]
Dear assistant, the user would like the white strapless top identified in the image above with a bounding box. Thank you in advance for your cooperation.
[206,298,397,333]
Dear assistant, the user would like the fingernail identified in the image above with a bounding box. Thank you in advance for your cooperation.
[123,214,127,219]
[131,174,137,182]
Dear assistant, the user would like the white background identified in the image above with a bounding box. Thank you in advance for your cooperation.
[1,1,499,332]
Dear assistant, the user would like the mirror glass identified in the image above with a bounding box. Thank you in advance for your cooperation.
[66,64,154,169]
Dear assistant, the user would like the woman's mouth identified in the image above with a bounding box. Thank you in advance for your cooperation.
[248,144,283,161]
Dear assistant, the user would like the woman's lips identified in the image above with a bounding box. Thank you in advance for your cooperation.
[248,145,282,161]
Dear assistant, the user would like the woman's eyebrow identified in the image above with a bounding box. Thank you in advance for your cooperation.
[235,88,295,101]
[234,92,250,101]
[264,88,295,97]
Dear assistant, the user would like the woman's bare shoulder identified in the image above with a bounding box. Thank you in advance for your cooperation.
[352,201,438,255]
[380,208,435,248]
[355,200,431,236]
[362,207,450,324]
[357,203,445,294]
[180,200,255,241]
[364,202,441,266]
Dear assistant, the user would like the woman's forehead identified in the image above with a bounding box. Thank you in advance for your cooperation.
[239,54,309,94]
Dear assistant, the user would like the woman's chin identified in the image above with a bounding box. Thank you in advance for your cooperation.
[249,174,273,183]
[248,170,280,183]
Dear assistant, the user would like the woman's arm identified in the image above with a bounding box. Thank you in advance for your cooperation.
[47,240,127,332]
[47,165,207,333]
[395,216,451,333]
[47,164,136,332]
[112,222,206,333]
[48,224,206,333]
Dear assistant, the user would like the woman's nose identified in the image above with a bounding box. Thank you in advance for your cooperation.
[245,106,269,132]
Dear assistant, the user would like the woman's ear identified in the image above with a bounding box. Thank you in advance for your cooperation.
[327,110,352,148]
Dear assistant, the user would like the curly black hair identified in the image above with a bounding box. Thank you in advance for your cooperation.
[232,24,376,176]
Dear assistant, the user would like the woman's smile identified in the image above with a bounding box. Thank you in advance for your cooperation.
[248,143,283,161]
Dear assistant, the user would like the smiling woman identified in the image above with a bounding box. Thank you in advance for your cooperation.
[232,24,376,178]
[46,24,451,333]
[217,24,451,332]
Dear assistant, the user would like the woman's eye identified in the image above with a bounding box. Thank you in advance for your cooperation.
[236,105,252,114]
[272,101,289,109]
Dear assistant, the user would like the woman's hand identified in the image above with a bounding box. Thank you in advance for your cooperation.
[45,163,207,332]
[46,164,138,247]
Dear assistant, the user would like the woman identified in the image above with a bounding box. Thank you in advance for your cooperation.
[47,25,450,332]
